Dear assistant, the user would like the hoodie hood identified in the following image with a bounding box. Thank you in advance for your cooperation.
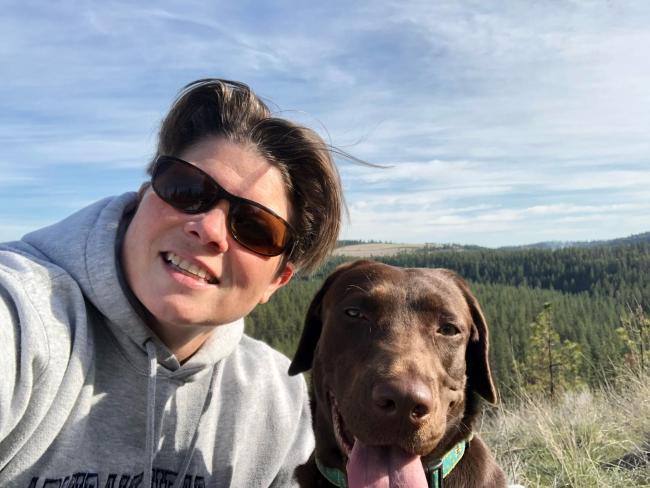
[21,192,244,377]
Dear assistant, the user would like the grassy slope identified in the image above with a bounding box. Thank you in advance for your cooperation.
[481,369,650,487]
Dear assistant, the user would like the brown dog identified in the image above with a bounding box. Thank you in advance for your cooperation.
[289,260,507,488]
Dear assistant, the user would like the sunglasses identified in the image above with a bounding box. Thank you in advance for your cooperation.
[151,155,294,257]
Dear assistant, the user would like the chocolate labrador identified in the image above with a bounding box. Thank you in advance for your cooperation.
[289,260,507,488]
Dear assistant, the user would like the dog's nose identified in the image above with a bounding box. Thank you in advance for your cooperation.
[371,379,433,425]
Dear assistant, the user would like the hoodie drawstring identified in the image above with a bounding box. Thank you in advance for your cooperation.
[143,340,222,488]
[171,363,220,488]
[144,341,158,488]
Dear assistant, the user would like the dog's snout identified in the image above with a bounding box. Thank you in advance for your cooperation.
[371,379,433,425]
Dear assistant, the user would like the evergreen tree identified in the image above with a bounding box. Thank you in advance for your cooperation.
[616,303,650,375]
[516,302,584,398]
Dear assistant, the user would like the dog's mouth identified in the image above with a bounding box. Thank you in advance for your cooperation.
[327,391,429,487]
[329,391,355,457]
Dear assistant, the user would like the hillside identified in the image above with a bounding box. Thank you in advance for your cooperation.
[248,237,650,397]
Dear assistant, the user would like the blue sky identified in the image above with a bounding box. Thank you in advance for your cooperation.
[2,1,649,247]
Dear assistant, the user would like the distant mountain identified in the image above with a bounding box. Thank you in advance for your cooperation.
[603,231,650,246]
[500,231,650,250]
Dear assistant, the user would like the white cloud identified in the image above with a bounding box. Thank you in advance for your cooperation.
[342,195,650,246]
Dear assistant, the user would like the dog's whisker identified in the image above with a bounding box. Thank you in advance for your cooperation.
[345,283,370,294]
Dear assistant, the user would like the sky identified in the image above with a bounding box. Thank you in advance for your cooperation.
[1,0,649,248]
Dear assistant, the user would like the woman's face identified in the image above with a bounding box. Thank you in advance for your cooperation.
[122,136,294,344]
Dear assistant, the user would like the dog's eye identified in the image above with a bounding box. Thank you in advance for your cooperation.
[438,323,460,336]
[344,307,364,319]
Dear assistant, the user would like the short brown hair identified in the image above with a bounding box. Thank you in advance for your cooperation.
[148,79,344,274]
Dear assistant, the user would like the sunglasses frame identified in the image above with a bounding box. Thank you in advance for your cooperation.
[151,155,295,257]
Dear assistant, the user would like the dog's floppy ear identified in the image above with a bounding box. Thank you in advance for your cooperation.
[288,260,370,376]
[451,273,498,404]
[287,279,328,376]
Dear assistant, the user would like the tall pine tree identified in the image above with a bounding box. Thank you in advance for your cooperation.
[516,302,584,398]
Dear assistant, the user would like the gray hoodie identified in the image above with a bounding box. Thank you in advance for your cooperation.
[0,192,314,487]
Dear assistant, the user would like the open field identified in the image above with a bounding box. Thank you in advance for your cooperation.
[332,243,425,257]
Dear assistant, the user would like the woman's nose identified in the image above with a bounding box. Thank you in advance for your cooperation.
[183,200,230,252]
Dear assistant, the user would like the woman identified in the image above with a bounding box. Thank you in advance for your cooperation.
[0,79,343,487]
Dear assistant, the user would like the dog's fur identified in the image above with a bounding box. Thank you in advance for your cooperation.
[289,260,507,487]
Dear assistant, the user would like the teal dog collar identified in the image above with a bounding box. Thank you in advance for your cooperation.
[315,435,473,488]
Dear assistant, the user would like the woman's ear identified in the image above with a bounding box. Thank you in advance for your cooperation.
[259,263,294,304]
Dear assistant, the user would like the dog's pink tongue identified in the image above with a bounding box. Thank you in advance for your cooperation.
[346,440,428,488]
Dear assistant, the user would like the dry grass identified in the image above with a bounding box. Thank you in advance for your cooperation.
[481,369,650,487]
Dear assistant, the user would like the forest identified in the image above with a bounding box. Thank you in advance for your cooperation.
[246,237,650,399]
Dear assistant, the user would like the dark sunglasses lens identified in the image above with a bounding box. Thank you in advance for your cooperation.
[153,159,214,213]
[229,204,291,256]
[153,157,292,257]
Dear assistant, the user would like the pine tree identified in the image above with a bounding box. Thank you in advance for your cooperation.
[517,302,584,398]
[616,303,650,375]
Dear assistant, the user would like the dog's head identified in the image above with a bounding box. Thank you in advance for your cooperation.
[289,260,497,480]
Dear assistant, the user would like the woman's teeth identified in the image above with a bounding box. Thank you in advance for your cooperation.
[164,252,215,283]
